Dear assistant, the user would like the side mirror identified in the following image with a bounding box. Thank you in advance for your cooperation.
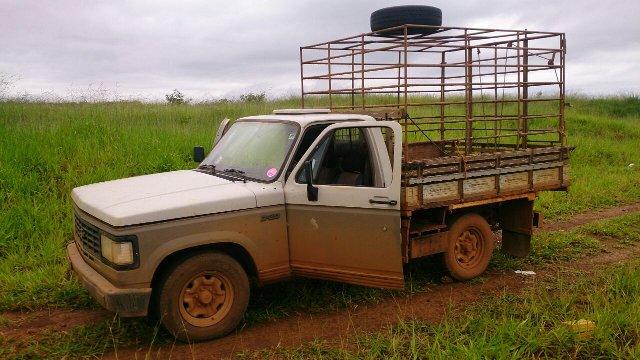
[303,160,318,202]
[193,146,205,163]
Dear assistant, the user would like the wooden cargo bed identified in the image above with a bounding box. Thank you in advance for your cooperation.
[401,142,570,211]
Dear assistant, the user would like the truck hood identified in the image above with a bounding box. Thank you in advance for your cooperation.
[71,170,257,227]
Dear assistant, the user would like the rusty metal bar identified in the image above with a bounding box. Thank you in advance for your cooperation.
[302,44,561,65]
[304,65,558,81]
[516,32,522,150]
[361,34,365,109]
[440,52,446,140]
[306,80,560,88]
[324,97,563,109]
[327,43,332,109]
[411,112,559,120]
[403,25,409,159]
[438,49,558,66]
[464,29,473,154]
[521,33,529,148]
[397,51,402,108]
[303,81,561,96]
[560,34,566,146]
[303,60,560,68]
[300,47,305,108]
[404,130,557,139]
[493,46,499,150]
[351,49,355,109]
[406,113,562,124]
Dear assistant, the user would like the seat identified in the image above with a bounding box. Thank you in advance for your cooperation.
[335,152,365,186]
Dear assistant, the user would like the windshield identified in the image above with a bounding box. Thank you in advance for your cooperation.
[200,121,299,182]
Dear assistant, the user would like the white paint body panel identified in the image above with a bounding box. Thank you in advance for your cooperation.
[72,113,378,227]
[72,170,258,227]
[239,113,375,127]
[244,181,285,208]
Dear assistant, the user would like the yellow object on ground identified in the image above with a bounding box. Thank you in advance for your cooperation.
[562,319,596,340]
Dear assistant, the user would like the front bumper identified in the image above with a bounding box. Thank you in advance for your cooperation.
[66,243,152,317]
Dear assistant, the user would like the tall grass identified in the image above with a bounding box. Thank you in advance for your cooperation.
[536,96,640,217]
[0,96,638,311]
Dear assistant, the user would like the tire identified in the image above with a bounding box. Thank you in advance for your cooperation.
[156,252,250,342]
[443,213,495,281]
[370,5,442,36]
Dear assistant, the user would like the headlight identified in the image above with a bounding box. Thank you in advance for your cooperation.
[101,235,134,265]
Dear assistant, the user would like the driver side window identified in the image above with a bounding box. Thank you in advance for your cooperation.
[297,127,374,187]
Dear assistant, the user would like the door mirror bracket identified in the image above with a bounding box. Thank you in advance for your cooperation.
[303,160,318,201]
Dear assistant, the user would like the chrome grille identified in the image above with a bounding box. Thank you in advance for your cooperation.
[74,215,101,257]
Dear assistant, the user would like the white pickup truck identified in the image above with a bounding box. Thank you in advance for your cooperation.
[68,110,417,341]
[68,11,570,341]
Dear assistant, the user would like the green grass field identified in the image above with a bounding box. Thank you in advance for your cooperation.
[0,95,638,312]
[0,95,638,358]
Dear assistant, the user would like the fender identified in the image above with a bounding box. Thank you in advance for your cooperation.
[146,230,260,279]
[135,206,289,285]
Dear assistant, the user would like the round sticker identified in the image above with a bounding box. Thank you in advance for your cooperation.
[266,167,278,178]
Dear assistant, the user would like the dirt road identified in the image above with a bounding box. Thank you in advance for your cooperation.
[109,243,640,360]
[2,203,640,359]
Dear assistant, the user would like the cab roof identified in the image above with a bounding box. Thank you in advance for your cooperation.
[238,110,375,127]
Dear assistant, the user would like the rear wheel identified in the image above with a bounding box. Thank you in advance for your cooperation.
[443,213,495,280]
[156,252,249,342]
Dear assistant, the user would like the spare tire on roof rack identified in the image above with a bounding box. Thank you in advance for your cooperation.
[370,5,442,36]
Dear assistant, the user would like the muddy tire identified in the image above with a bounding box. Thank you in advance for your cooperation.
[156,252,249,342]
[443,213,495,281]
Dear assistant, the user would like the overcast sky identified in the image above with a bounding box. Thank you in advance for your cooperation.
[1,0,638,101]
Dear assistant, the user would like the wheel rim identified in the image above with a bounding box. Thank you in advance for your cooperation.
[453,227,484,268]
[179,272,234,327]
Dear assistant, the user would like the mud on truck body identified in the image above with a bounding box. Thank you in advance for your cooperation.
[67,7,569,341]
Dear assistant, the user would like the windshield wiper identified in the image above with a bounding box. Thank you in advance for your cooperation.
[222,168,247,182]
[197,164,217,174]
[222,168,245,174]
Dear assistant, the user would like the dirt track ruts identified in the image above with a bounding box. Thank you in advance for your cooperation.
[2,202,640,359]
[109,244,640,360]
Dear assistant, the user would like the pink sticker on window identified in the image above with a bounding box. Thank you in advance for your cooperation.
[266,167,278,178]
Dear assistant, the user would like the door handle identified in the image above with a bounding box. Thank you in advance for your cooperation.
[369,199,398,206]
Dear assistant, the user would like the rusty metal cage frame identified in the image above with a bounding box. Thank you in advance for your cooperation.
[300,24,566,159]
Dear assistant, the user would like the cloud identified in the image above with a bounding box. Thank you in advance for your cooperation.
[0,0,638,100]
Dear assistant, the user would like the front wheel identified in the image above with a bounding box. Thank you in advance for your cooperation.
[156,252,250,342]
[443,213,495,281]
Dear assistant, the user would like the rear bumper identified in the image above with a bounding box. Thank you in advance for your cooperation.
[66,243,151,317]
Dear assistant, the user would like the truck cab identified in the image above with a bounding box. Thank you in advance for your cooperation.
[67,109,406,341]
